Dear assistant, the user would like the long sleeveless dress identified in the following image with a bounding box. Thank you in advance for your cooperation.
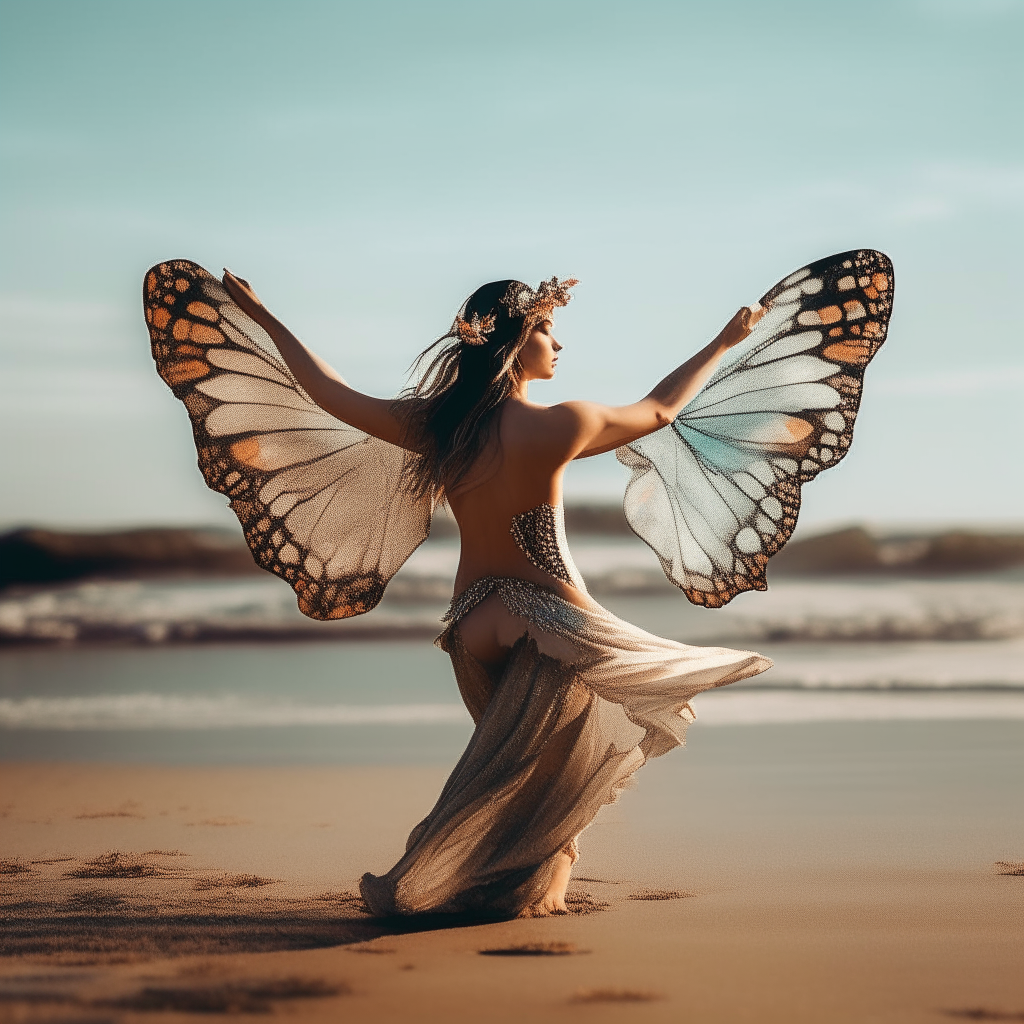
[359,503,770,916]
[143,250,893,918]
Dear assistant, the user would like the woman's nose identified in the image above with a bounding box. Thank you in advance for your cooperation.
[553,339,563,351]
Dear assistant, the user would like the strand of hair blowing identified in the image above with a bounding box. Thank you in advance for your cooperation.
[396,279,532,501]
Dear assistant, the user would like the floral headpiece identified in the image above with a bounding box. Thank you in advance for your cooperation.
[447,276,579,349]
[511,276,580,324]
[453,312,497,347]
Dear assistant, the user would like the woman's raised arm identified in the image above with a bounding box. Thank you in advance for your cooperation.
[562,304,767,460]
[221,270,408,448]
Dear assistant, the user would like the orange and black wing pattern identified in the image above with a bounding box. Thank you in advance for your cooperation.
[619,249,894,608]
[144,259,431,619]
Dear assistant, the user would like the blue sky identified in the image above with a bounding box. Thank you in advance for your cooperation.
[2,0,1022,531]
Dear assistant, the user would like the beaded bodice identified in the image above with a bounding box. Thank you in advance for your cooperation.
[442,504,586,628]
[509,502,585,590]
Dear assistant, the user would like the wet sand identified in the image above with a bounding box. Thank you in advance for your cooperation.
[2,720,1023,1022]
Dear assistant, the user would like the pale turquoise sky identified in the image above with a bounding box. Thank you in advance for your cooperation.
[2,0,1022,530]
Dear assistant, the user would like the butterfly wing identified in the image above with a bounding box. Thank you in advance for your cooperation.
[143,259,432,620]
[617,249,894,608]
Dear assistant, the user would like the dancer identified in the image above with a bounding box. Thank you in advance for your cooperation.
[143,250,893,916]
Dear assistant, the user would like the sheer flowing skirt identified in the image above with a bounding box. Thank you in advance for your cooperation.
[359,578,772,917]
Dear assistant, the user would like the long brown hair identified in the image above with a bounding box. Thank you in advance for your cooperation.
[397,279,536,501]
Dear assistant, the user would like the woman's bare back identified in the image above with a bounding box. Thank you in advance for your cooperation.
[446,400,596,667]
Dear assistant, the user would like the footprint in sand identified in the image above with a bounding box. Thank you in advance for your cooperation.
[104,978,346,1014]
[995,860,1024,876]
[480,942,587,957]
[564,889,610,914]
[65,851,171,879]
[186,816,253,827]
[571,987,664,1003]
[75,800,144,820]
[943,1010,1024,1021]
[627,888,696,900]
[0,858,33,875]
[192,874,279,892]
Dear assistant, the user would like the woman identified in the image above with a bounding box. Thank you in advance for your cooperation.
[144,250,892,917]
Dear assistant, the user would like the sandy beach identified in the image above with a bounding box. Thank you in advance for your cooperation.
[3,719,1022,1023]
[5,0,1022,1018]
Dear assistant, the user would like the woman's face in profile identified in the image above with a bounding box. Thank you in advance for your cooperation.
[518,319,562,381]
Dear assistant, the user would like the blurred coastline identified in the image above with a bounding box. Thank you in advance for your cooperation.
[1,505,1023,648]
[4,506,1024,593]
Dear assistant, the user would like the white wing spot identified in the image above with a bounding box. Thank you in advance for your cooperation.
[736,527,762,554]
[823,412,845,431]
[781,267,812,287]
[267,493,299,516]
[735,473,767,500]
[837,275,856,291]
[801,277,823,294]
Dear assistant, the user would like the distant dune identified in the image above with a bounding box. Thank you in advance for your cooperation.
[0,527,260,588]
[2,513,1023,590]
[769,526,1024,576]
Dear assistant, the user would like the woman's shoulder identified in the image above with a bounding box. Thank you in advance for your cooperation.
[500,400,597,458]
[503,397,585,430]
[506,397,601,422]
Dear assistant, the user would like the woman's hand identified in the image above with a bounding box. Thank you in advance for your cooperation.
[716,302,768,351]
[222,269,270,322]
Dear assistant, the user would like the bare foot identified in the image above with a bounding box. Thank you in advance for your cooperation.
[519,852,573,917]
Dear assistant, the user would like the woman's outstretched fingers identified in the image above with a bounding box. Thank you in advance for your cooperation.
[718,306,758,349]
[222,269,265,314]
[743,302,767,332]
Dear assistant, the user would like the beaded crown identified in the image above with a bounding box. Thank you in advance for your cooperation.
[448,276,578,347]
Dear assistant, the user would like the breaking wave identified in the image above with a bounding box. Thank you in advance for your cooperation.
[2,572,1024,646]
[2,690,1022,731]
[0,695,470,730]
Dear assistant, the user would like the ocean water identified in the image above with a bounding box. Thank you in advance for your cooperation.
[2,539,1022,763]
